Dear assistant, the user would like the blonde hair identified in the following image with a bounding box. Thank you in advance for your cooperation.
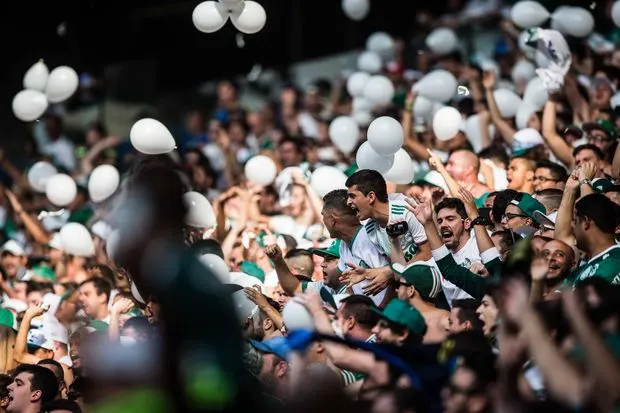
[0,326,16,374]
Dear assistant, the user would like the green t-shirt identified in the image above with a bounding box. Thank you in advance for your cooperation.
[569,245,620,287]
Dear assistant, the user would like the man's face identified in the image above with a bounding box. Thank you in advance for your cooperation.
[258,353,287,393]
[145,300,160,324]
[542,240,574,280]
[533,167,559,192]
[501,204,530,230]
[320,256,340,289]
[476,295,498,337]
[7,372,37,413]
[1,253,23,279]
[272,285,291,309]
[78,282,105,319]
[278,142,301,167]
[321,209,338,238]
[571,214,588,251]
[243,312,265,341]
[371,319,403,345]
[436,207,468,251]
[507,159,531,190]
[347,186,373,221]
[445,153,470,181]
[448,308,468,334]
[587,130,614,154]
[48,248,63,266]
[574,149,599,168]
[442,367,485,413]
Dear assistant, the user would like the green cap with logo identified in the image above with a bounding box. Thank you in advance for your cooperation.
[592,178,620,193]
[239,261,266,283]
[391,262,442,300]
[0,308,17,330]
[509,193,545,220]
[583,119,618,140]
[32,264,56,282]
[371,298,427,337]
[310,239,341,259]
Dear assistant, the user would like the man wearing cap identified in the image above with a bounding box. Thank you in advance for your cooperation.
[501,193,546,232]
[391,262,449,343]
[0,240,27,284]
[592,179,620,206]
[248,338,290,401]
[371,298,427,346]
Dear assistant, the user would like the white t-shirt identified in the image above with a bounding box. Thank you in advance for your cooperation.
[337,227,390,307]
[43,139,76,172]
[364,194,428,262]
[442,235,480,304]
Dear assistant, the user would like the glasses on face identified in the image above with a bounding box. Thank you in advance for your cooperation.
[376,319,391,330]
[502,213,528,221]
[589,134,613,144]
[533,176,559,183]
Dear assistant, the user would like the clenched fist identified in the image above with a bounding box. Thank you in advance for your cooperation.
[264,244,283,261]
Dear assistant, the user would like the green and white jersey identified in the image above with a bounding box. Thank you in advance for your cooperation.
[300,281,345,309]
[337,227,389,307]
[569,244,620,287]
[341,334,377,385]
[364,194,428,262]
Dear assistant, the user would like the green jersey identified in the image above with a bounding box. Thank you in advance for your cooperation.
[570,245,620,287]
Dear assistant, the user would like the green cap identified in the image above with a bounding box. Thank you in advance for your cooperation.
[474,192,490,209]
[371,299,427,337]
[0,308,17,330]
[239,261,265,283]
[583,119,618,140]
[311,239,341,259]
[509,193,545,220]
[391,262,442,300]
[32,264,56,282]
[592,178,620,193]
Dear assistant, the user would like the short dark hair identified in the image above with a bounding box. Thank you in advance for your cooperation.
[491,189,518,224]
[345,170,389,203]
[575,193,617,234]
[573,144,604,160]
[85,264,116,287]
[43,399,82,413]
[535,188,564,211]
[535,160,568,182]
[451,299,483,332]
[340,295,380,330]
[284,248,313,260]
[278,137,305,154]
[189,239,224,259]
[435,198,467,219]
[323,190,356,216]
[491,229,517,252]
[37,359,64,383]
[78,277,112,302]
[122,316,151,336]
[11,364,59,405]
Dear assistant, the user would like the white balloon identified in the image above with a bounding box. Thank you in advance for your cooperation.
[193,1,228,33]
[511,59,536,84]
[363,75,395,106]
[310,166,348,198]
[230,0,267,34]
[27,162,57,193]
[413,96,434,119]
[425,28,458,55]
[613,1,620,28]
[12,90,48,122]
[356,141,394,173]
[367,116,403,155]
[46,174,77,207]
[244,155,277,186]
[23,61,49,92]
[357,51,382,74]
[516,103,538,130]
[230,272,264,289]
[510,1,550,28]
[199,254,230,283]
[329,116,359,154]
[346,72,370,97]
[106,229,120,261]
[45,66,78,103]
[413,70,458,102]
[493,89,522,118]
[518,29,538,60]
[130,118,176,155]
[464,114,495,153]
[231,289,258,322]
[88,165,120,203]
[342,0,370,21]
[352,97,373,113]
[183,191,216,228]
[522,77,549,109]
[383,149,414,184]
[282,298,315,331]
[352,111,373,127]
[59,223,94,257]
[551,7,594,38]
[433,107,462,141]
[366,32,394,59]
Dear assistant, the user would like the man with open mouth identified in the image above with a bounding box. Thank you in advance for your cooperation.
[6,364,58,413]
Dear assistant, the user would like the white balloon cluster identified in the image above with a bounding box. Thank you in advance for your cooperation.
[192,0,266,35]
[511,1,594,38]
[12,60,79,122]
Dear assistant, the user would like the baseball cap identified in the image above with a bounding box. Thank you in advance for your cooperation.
[249,337,292,361]
[0,308,17,330]
[42,319,69,345]
[592,178,620,193]
[533,210,557,228]
[32,265,56,282]
[310,239,341,259]
[583,119,617,140]
[371,299,427,337]
[563,125,584,139]
[27,329,54,351]
[391,262,442,300]
[510,193,545,221]
[1,240,25,256]
[512,128,545,156]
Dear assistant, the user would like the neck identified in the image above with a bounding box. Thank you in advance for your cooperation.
[410,296,437,313]
[21,404,41,413]
[348,326,373,342]
[520,181,534,194]
[339,225,361,245]
[263,329,283,341]
[586,234,616,258]
[451,232,471,254]
[462,174,478,185]
[95,306,110,321]
[372,201,390,227]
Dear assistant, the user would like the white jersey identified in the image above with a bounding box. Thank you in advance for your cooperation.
[364,194,428,262]
[337,227,389,307]
[442,235,480,303]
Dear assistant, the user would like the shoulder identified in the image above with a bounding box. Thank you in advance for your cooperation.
[365,220,378,235]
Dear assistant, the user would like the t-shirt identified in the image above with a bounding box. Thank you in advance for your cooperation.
[442,235,479,303]
[364,194,428,262]
[337,227,390,306]
[300,281,343,309]
[569,244,620,287]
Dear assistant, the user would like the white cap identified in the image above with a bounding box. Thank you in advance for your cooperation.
[2,299,28,314]
[27,329,54,350]
[512,128,544,155]
[42,318,69,345]
[48,233,63,250]
[1,240,25,256]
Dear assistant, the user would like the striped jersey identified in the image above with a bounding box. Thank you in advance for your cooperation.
[341,334,377,385]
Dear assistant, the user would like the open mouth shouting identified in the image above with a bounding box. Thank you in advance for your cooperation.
[440,227,454,243]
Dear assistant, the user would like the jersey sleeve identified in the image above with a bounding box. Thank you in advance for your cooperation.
[355,230,389,269]
[405,210,428,244]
